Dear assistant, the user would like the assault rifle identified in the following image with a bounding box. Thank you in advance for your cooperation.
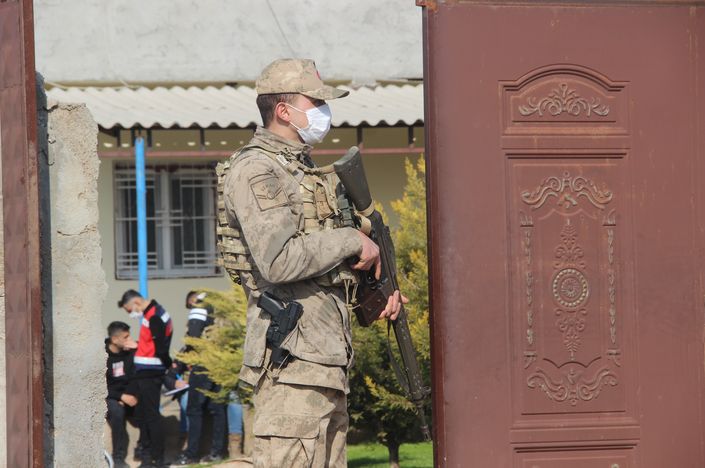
[333,147,432,441]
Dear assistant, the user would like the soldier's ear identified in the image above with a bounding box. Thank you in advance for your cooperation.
[274,101,292,124]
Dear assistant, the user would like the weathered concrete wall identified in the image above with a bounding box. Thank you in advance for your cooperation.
[42,99,107,466]
[34,0,422,83]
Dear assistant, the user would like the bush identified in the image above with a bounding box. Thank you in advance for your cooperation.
[176,285,248,401]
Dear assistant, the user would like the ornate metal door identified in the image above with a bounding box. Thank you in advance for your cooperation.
[422,2,705,467]
[0,0,43,466]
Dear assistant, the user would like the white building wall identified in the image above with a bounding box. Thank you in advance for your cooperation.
[97,159,232,350]
[34,0,422,84]
[97,149,413,350]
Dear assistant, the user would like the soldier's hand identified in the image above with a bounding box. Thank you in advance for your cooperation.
[353,231,382,279]
[379,290,409,321]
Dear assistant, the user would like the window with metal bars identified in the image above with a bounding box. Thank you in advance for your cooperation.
[114,163,220,279]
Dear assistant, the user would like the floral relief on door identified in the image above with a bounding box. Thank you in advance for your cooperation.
[519,170,621,409]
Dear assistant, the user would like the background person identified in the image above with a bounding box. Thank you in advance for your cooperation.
[105,321,138,468]
[226,391,244,458]
[118,289,174,468]
[175,291,227,465]
[164,356,190,451]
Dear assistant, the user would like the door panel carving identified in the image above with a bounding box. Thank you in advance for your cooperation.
[516,449,634,468]
[511,161,630,417]
[501,64,629,135]
[518,82,610,118]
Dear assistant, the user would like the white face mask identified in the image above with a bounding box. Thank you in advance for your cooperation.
[287,103,332,144]
[129,308,143,319]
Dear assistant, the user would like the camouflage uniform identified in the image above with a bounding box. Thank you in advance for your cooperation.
[220,59,361,467]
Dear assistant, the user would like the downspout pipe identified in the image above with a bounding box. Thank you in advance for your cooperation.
[135,136,149,297]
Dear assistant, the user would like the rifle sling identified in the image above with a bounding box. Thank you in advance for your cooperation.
[387,319,412,398]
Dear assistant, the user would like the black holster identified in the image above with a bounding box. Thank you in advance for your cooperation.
[258,292,303,368]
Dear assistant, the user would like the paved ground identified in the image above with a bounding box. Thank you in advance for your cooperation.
[104,394,253,467]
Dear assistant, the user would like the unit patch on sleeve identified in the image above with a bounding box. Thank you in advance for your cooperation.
[250,175,290,211]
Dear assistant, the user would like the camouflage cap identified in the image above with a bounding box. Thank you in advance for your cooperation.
[256,58,349,100]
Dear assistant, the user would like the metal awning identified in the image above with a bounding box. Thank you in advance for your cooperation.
[46,84,424,129]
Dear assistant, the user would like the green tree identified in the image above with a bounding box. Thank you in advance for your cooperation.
[348,157,431,468]
[177,285,248,401]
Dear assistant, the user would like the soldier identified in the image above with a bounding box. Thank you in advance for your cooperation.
[219,58,405,467]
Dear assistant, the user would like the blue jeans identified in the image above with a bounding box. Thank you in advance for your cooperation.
[179,391,189,433]
[184,371,227,458]
[227,402,243,435]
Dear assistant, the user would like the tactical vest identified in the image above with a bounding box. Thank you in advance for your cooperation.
[216,145,359,290]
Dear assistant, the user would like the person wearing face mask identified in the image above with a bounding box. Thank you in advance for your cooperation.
[105,321,138,468]
[218,58,405,467]
[117,289,174,468]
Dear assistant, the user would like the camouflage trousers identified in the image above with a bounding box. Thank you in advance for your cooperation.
[252,373,348,467]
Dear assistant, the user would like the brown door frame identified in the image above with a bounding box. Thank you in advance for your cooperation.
[1,0,43,466]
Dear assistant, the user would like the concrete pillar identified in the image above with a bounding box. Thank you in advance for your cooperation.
[42,98,107,466]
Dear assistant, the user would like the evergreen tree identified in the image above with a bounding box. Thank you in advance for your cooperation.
[177,285,248,401]
[348,157,431,468]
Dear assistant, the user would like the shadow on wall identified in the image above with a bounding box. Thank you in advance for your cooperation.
[37,72,55,468]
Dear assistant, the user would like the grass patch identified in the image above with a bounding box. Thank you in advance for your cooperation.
[348,442,433,468]
[188,441,433,467]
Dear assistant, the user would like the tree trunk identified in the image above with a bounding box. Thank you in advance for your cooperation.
[387,441,401,468]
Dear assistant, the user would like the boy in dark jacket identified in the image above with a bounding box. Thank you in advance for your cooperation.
[105,321,138,468]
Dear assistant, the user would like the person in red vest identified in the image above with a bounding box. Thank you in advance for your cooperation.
[118,289,173,468]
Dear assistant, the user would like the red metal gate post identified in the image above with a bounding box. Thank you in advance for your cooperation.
[1,0,43,466]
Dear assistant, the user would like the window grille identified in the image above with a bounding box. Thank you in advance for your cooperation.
[114,163,220,279]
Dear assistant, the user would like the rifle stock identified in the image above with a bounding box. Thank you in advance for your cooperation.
[332,146,374,214]
[334,147,432,441]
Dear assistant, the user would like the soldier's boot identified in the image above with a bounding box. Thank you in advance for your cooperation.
[228,433,243,458]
